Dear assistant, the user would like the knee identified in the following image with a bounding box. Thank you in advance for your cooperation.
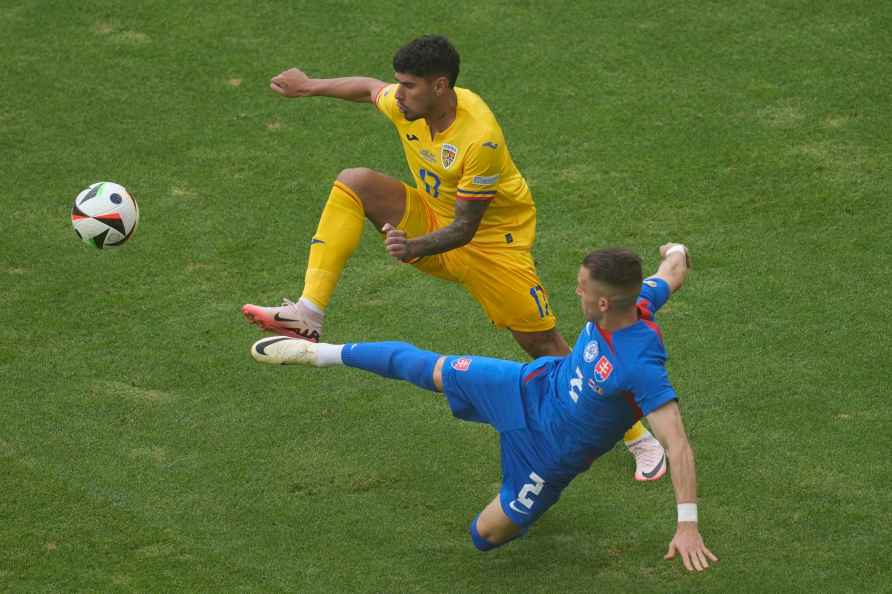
[336,167,374,191]
[432,357,447,392]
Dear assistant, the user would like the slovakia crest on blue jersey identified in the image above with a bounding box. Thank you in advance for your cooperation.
[594,355,614,383]
[441,143,458,169]
[452,357,472,371]
[583,341,599,363]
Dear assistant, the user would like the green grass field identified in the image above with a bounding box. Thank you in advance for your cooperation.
[3,1,891,591]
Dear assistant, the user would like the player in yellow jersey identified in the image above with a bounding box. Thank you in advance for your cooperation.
[242,35,666,480]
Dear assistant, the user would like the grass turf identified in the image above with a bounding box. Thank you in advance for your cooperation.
[2,1,891,591]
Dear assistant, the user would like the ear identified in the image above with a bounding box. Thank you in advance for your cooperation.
[434,76,448,95]
[597,296,610,313]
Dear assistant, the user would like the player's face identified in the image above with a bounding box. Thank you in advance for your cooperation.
[578,268,640,323]
[576,267,608,322]
[394,72,437,121]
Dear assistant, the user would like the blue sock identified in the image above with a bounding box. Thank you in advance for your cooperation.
[469,513,528,552]
[469,514,496,552]
[341,342,440,392]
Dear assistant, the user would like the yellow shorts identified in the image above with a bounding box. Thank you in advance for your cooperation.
[397,185,557,333]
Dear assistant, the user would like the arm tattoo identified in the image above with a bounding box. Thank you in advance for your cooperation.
[408,199,491,258]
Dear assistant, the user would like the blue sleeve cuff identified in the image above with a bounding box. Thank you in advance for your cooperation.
[639,390,678,416]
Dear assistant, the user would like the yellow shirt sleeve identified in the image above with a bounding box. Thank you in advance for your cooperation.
[374,84,400,123]
[456,141,502,201]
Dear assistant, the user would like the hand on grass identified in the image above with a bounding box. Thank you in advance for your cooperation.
[665,523,718,572]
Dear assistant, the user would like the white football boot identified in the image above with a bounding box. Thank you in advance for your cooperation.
[251,336,320,366]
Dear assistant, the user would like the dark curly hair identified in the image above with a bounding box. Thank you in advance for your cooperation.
[392,35,460,87]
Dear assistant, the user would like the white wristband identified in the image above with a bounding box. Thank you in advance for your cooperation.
[666,244,687,257]
[677,503,698,523]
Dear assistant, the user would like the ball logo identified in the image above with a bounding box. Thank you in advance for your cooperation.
[593,355,613,383]
[583,341,599,363]
[451,357,472,372]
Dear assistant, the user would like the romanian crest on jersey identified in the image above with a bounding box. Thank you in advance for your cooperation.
[441,143,459,169]
[583,341,600,363]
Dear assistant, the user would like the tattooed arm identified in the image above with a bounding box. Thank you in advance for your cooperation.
[382,199,491,262]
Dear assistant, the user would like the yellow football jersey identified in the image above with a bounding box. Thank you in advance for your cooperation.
[375,84,536,249]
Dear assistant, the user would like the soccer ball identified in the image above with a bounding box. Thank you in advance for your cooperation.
[71,182,139,249]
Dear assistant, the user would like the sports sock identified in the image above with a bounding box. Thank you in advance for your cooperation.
[469,513,527,552]
[301,181,365,310]
[623,421,648,444]
[341,342,440,392]
[315,343,344,367]
[469,514,497,551]
[299,297,324,316]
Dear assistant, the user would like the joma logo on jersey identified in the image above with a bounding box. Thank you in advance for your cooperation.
[594,356,613,382]
[452,357,472,371]
[441,143,458,169]
[420,149,437,164]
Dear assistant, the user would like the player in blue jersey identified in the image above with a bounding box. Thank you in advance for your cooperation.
[250,243,717,571]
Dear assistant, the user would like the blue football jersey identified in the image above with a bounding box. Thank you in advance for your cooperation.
[519,277,677,480]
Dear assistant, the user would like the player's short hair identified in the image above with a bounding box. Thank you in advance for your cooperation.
[393,35,460,87]
[582,248,643,306]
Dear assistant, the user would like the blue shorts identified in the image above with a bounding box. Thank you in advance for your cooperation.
[442,356,568,528]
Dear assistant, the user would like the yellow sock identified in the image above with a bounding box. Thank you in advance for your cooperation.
[623,420,647,444]
[301,181,365,310]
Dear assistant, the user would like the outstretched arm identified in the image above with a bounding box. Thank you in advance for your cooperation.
[270,68,387,103]
[646,400,718,572]
[652,243,691,294]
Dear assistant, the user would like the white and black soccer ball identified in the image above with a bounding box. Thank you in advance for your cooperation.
[71,181,139,249]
